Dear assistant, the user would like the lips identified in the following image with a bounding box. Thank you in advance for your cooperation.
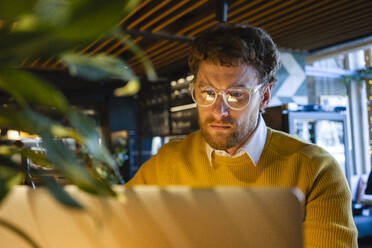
[209,123,232,130]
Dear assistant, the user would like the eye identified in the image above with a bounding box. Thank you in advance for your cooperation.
[227,89,245,98]
[200,87,215,96]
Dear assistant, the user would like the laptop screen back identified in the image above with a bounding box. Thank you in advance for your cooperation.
[0,186,303,248]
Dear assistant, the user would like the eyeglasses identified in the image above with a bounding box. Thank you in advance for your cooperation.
[190,83,264,110]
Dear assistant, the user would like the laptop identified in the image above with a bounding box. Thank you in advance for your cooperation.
[0,186,303,248]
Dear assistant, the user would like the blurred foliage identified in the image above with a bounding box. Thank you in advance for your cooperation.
[0,0,158,246]
[0,0,159,236]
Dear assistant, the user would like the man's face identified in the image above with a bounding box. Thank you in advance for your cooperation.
[195,61,271,153]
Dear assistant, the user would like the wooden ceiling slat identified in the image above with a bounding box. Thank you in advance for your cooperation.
[285,21,372,51]
[153,47,191,70]
[276,7,372,47]
[148,1,303,71]
[272,1,372,41]
[185,0,263,37]
[112,0,208,57]
[249,0,318,28]
[134,43,189,71]
[231,0,296,24]
[88,38,115,55]
[29,58,40,68]
[268,0,361,37]
[40,56,55,69]
[128,0,219,66]
[104,1,173,55]
[126,0,171,30]
[105,36,130,54]
[85,1,168,56]
[128,40,170,64]
[180,0,246,36]
[111,37,142,56]
[128,0,246,69]
[130,41,179,68]
[23,1,372,75]
[20,58,28,67]
[151,0,209,32]
[265,0,346,34]
[118,0,153,26]
[79,0,152,55]
[139,0,190,31]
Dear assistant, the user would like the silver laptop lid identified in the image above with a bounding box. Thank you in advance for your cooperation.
[0,186,303,248]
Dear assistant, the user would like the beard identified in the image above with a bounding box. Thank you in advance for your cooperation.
[199,114,254,151]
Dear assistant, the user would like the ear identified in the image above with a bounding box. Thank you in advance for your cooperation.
[259,82,273,111]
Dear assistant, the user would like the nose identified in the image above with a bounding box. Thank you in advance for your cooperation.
[212,94,230,119]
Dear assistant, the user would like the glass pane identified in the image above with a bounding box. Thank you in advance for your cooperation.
[293,119,345,175]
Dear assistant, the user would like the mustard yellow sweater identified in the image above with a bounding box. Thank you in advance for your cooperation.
[126,128,357,247]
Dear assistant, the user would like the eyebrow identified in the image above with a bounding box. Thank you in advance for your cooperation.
[198,81,250,89]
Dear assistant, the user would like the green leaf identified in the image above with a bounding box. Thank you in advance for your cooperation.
[0,0,38,21]
[114,30,157,82]
[23,110,97,186]
[0,108,115,196]
[0,146,51,169]
[24,109,117,196]
[68,110,124,184]
[114,79,140,96]
[61,53,137,81]
[0,30,80,65]
[50,125,83,144]
[21,149,52,169]
[0,0,140,65]
[52,0,139,42]
[0,69,69,113]
[33,0,72,27]
[41,176,83,209]
[68,110,115,167]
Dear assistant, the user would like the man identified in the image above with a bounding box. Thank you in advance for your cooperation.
[126,23,357,247]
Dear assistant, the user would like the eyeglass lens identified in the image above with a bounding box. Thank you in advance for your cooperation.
[193,85,253,109]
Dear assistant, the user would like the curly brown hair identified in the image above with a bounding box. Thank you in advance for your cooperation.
[188,23,280,85]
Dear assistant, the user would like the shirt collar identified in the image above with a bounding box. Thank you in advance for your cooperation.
[206,115,267,167]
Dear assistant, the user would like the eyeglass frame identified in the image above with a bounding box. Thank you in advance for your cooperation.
[189,82,265,111]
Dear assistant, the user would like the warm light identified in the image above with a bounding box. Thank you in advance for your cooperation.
[170,81,177,86]
[0,20,6,29]
[7,130,20,140]
[19,131,40,140]
[178,78,186,84]
[83,109,96,115]
[186,75,194,81]
[170,103,197,112]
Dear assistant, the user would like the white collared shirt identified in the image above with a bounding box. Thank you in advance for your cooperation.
[206,115,267,166]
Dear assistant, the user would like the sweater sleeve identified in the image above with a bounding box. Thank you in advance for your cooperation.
[303,153,357,247]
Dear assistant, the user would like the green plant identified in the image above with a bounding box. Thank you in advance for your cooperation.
[0,1,155,246]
